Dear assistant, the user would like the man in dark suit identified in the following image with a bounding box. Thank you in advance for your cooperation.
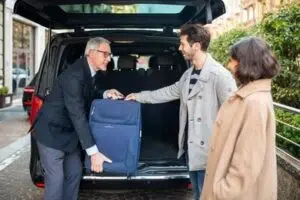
[34,37,123,200]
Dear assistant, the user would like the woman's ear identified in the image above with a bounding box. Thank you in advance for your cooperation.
[227,57,239,74]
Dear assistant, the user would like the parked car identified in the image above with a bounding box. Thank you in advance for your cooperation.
[14,0,226,189]
[22,74,37,116]
[12,68,29,93]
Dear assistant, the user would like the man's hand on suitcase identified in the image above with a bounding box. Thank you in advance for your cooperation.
[106,89,124,100]
[91,152,112,173]
[125,93,137,101]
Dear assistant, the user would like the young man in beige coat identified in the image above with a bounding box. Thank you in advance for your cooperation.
[125,24,237,200]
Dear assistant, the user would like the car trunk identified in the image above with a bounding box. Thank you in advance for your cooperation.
[14,0,226,29]
[20,0,226,185]
[53,35,187,178]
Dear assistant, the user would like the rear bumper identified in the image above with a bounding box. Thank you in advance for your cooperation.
[83,165,189,181]
[81,175,190,189]
[34,174,190,189]
[81,171,190,189]
[83,173,189,181]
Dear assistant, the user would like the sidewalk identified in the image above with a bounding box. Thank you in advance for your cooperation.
[0,99,29,149]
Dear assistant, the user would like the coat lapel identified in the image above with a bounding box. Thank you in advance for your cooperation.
[83,57,93,86]
[82,57,93,102]
[188,54,213,98]
[182,67,193,102]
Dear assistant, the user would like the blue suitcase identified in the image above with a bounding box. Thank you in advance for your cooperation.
[85,99,142,175]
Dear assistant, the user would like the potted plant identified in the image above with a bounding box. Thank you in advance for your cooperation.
[0,86,13,108]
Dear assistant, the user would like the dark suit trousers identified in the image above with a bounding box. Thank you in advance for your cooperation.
[37,141,82,200]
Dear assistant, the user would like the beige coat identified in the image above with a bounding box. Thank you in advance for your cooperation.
[201,79,277,200]
[136,54,237,170]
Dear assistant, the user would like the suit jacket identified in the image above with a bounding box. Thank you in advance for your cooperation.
[136,54,237,171]
[201,79,277,200]
[34,57,104,153]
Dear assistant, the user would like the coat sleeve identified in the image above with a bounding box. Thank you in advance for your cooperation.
[214,99,268,199]
[135,68,190,104]
[216,69,237,105]
[136,80,181,104]
[62,74,95,150]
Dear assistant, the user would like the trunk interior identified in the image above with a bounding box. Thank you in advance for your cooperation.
[57,38,188,175]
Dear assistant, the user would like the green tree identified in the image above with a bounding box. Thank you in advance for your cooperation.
[208,3,300,157]
[209,28,252,66]
[209,3,300,108]
[260,3,300,108]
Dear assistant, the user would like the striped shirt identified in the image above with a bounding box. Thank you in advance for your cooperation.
[189,68,202,93]
[184,67,202,152]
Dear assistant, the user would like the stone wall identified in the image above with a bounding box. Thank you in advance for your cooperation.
[277,149,300,200]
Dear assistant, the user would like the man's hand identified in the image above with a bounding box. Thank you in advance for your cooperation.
[90,152,112,173]
[125,93,137,101]
[106,89,124,100]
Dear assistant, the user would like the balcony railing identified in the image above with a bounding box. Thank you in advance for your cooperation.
[274,102,300,161]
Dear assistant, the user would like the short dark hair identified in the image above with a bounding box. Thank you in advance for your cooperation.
[230,37,280,85]
[180,24,211,51]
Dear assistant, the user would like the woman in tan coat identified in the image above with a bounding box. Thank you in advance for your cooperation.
[201,37,280,200]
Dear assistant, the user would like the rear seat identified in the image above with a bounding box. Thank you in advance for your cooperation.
[107,58,115,72]
[145,54,181,89]
[142,54,180,142]
[113,55,141,95]
[137,68,146,77]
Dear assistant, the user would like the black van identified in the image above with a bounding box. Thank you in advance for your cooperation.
[14,0,226,188]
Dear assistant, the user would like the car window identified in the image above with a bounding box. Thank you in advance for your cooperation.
[59,4,185,14]
[13,68,27,75]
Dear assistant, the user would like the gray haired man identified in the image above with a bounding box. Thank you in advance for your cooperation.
[34,37,123,200]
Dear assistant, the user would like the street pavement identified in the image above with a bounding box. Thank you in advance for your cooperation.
[0,99,29,148]
[0,100,193,200]
[0,99,27,122]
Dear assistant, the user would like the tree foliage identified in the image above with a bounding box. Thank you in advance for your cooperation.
[209,3,300,108]
[208,3,300,157]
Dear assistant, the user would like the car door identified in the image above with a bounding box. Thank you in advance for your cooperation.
[14,0,225,29]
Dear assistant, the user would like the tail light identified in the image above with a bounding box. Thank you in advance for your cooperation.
[23,86,35,106]
[29,95,43,125]
[35,182,45,188]
[23,86,35,93]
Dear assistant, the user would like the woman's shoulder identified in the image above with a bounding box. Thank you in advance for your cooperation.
[242,91,273,114]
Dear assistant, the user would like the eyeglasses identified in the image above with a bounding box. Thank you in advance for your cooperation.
[94,50,113,58]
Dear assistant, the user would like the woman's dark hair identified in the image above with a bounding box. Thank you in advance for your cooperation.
[230,37,280,85]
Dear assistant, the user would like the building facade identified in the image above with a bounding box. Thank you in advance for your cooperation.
[0,1,4,87]
[211,0,295,37]
[2,0,46,96]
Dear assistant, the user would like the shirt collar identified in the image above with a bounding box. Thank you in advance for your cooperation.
[87,58,96,77]
[235,79,272,98]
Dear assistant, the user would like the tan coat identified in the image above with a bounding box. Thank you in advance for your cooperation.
[201,79,277,200]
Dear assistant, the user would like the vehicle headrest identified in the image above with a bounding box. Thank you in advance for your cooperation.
[118,55,136,70]
[107,59,114,71]
[149,56,158,70]
[156,55,174,67]
[149,55,174,71]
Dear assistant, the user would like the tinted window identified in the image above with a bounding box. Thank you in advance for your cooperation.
[59,4,184,14]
